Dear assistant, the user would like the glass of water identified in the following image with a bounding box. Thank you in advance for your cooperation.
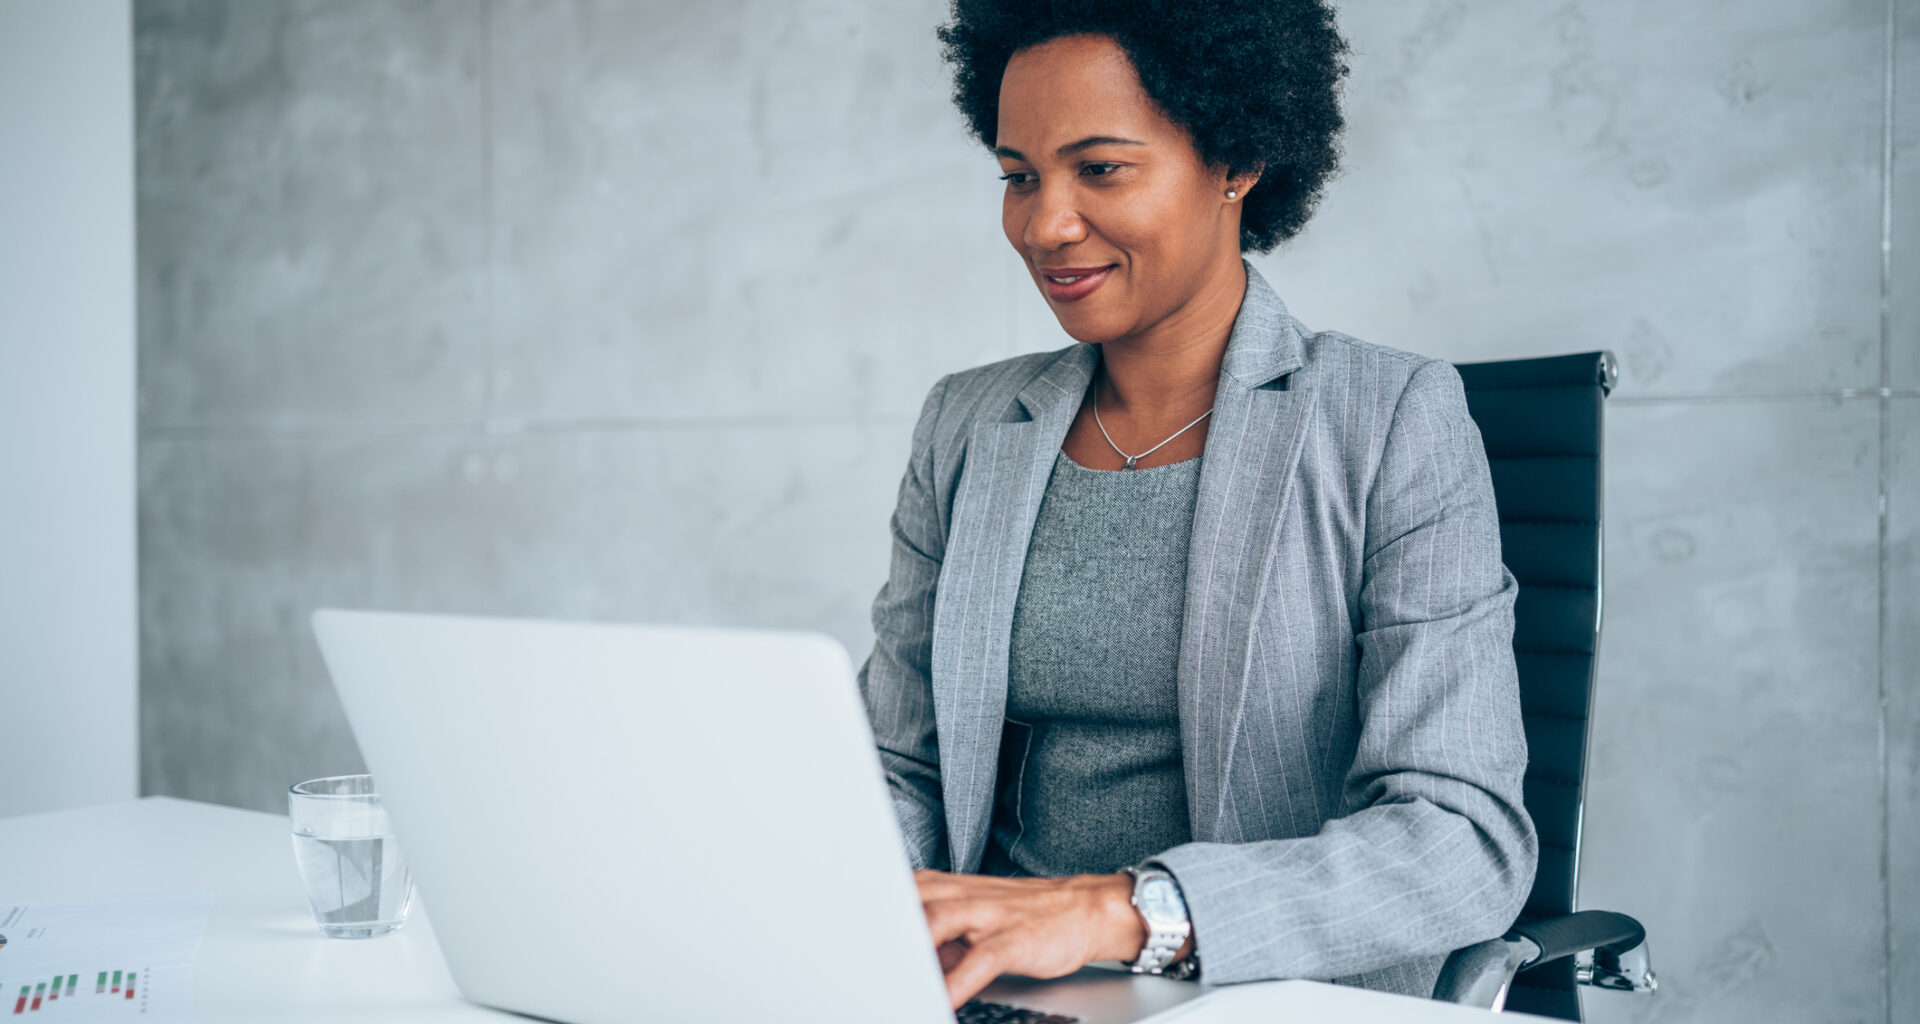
[289,774,414,938]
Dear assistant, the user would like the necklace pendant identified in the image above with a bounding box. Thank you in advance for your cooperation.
[1123,456,1140,471]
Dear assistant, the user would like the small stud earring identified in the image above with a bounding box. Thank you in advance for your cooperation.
[1226,189,1237,199]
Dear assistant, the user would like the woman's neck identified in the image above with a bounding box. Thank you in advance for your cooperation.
[1094,259,1248,416]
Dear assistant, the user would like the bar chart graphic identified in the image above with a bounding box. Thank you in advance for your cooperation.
[0,898,202,1021]
[8,970,140,1015]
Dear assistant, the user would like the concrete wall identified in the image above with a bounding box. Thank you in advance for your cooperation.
[134,2,1914,1021]
[0,0,139,818]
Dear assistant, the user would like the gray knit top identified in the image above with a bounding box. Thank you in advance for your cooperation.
[978,449,1200,879]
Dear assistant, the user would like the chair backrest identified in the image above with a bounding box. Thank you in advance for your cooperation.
[1452,351,1615,1021]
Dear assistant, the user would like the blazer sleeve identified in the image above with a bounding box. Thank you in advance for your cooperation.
[856,373,954,872]
[1147,357,1538,985]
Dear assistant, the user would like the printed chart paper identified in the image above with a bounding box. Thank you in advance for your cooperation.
[0,897,208,1020]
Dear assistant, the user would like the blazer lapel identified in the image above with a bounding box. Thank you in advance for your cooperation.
[931,342,1098,872]
[1176,262,1318,842]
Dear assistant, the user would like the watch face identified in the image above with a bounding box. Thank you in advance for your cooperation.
[1138,877,1187,923]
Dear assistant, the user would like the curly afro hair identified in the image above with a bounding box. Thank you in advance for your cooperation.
[936,0,1349,254]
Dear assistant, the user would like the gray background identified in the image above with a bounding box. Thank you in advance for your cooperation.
[134,1,1915,1022]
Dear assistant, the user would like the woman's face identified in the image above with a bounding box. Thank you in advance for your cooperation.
[995,33,1250,346]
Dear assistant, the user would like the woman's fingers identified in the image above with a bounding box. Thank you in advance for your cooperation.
[913,869,962,901]
[943,935,1018,1009]
[916,873,1124,1007]
[922,896,1002,948]
[915,869,1026,901]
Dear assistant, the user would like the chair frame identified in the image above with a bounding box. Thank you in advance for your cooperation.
[1431,351,1657,1017]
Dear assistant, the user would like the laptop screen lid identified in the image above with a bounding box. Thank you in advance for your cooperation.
[312,609,955,1024]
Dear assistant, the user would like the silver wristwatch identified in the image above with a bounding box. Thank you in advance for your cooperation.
[1122,866,1194,977]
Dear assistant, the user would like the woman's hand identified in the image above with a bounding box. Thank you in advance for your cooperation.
[915,869,1150,1009]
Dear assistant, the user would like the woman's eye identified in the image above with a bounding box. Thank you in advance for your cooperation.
[999,164,1120,187]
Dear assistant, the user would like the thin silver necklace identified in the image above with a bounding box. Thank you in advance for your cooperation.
[1090,377,1213,470]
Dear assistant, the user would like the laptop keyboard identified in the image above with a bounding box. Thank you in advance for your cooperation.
[956,999,1079,1024]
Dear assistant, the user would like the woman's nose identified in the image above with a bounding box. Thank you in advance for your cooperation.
[1023,185,1088,250]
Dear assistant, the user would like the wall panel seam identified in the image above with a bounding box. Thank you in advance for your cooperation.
[1878,2,1897,1023]
[483,0,498,425]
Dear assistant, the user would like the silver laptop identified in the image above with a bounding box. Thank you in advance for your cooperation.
[312,609,1210,1024]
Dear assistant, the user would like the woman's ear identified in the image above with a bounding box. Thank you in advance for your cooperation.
[1225,163,1264,200]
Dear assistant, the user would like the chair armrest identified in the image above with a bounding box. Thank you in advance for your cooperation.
[1432,910,1657,1009]
[1431,936,1541,1009]
[1510,910,1644,967]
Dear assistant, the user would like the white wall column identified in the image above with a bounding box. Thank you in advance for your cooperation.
[0,0,139,817]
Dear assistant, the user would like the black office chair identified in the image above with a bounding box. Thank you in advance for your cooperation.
[1430,351,1657,1019]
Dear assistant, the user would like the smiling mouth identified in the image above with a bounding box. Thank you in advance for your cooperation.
[1041,266,1115,284]
[1038,264,1117,303]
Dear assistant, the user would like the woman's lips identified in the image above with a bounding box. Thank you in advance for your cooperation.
[1039,264,1116,303]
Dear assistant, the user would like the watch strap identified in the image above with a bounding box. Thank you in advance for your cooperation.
[1122,866,1193,975]
[1163,948,1201,981]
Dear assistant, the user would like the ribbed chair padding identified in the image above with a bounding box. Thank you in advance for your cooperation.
[1452,351,1615,1021]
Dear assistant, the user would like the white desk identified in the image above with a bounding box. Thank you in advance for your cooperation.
[0,798,1529,1023]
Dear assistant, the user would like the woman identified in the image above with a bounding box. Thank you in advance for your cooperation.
[856,0,1537,1009]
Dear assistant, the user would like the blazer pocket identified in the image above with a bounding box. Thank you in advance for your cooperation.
[994,717,1035,846]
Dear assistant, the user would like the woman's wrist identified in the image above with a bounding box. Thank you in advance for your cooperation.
[1081,870,1196,965]
[1077,871,1150,963]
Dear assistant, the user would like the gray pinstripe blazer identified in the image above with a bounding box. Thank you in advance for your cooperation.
[856,261,1537,998]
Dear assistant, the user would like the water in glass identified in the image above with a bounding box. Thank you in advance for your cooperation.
[289,832,413,938]
[289,774,415,938]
